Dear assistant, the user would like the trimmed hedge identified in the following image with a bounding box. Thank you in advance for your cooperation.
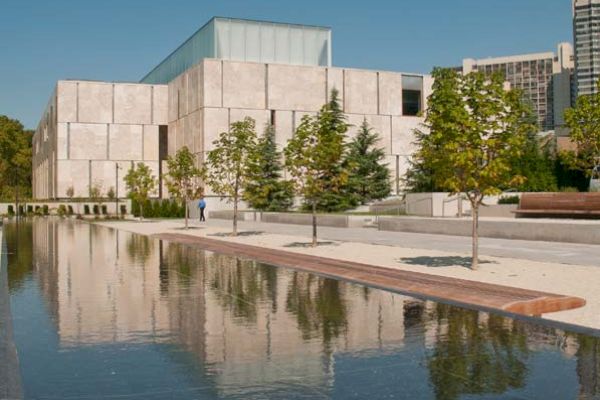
[131,198,186,218]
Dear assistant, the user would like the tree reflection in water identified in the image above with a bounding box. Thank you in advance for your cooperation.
[4,220,33,293]
[207,253,278,324]
[125,233,153,265]
[576,334,600,399]
[427,304,529,400]
[285,271,348,347]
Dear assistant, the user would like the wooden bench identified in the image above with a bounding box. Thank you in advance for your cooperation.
[513,193,600,218]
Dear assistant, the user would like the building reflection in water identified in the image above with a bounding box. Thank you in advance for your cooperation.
[13,218,600,398]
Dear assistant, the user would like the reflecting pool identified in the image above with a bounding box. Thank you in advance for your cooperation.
[4,219,600,399]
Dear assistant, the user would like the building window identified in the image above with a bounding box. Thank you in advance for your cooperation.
[402,90,421,116]
[402,75,423,117]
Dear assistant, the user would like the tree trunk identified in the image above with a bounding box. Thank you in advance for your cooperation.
[471,201,479,270]
[184,196,189,229]
[312,200,317,247]
[233,193,238,237]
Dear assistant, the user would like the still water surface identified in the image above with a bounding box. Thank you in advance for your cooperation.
[4,219,600,399]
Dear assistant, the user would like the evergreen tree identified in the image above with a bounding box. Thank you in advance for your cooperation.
[511,132,558,192]
[345,119,392,204]
[244,124,294,211]
[311,88,351,212]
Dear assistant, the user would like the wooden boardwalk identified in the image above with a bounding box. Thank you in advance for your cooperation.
[156,233,586,317]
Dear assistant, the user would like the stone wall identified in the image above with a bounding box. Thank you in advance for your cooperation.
[169,59,432,195]
[33,81,168,200]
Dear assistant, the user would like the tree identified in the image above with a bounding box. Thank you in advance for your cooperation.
[311,89,351,212]
[563,80,600,184]
[285,96,349,246]
[0,116,32,214]
[89,182,103,215]
[345,119,392,204]
[165,146,203,229]
[413,68,530,269]
[510,132,558,192]
[124,163,157,220]
[244,124,294,211]
[205,117,258,236]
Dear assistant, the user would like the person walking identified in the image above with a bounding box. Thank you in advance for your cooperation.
[198,198,206,222]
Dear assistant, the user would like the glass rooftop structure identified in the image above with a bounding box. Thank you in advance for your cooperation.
[141,17,332,84]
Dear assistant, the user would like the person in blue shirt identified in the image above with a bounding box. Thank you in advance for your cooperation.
[198,198,206,222]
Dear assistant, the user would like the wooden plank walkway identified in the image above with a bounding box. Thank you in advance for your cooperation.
[155,233,586,317]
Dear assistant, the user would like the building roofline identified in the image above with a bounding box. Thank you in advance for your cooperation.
[464,51,556,66]
[140,16,331,83]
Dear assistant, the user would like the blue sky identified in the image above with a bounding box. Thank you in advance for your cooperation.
[0,0,572,129]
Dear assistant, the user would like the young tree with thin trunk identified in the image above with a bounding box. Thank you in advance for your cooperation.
[124,163,157,221]
[284,91,349,246]
[243,124,294,211]
[563,80,600,187]
[205,117,258,236]
[165,146,203,229]
[413,68,531,269]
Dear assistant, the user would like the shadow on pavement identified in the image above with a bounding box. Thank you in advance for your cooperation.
[284,241,339,248]
[208,231,265,237]
[398,256,496,268]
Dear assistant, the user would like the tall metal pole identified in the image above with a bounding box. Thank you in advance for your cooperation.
[115,164,119,217]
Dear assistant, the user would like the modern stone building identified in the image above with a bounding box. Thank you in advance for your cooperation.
[33,17,432,200]
[573,0,600,96]
[461,43,575,133]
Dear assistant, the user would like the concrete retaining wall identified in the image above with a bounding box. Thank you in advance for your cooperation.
[208,211,376,228]
[478,204,518,218]
[378,216,600,245]
[0,226,24,399]
[405,193,521,217]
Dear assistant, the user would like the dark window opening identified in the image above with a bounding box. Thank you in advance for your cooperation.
[158,125,168,198]
[270,110,276,127]
[402,90,422,116]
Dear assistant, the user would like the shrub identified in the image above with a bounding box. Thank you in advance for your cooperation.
[27,205,33,214]
[93,205,100,215]
[101,205,108,215]
[560,186,580,193]
[498,195,520,205]
[67,205,74,215]
[142,200,153,218]
[42,205,49,215]
[131,199,140,217]
[7,205,14,216]
[57,205,67,217]
[84,204,90,215]
[160,200,171,218]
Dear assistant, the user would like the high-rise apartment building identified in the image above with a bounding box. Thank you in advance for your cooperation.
[461,43,574,133]
[573,0,600,96]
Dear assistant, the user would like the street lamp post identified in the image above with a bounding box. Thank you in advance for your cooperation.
[115,164,121,217]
